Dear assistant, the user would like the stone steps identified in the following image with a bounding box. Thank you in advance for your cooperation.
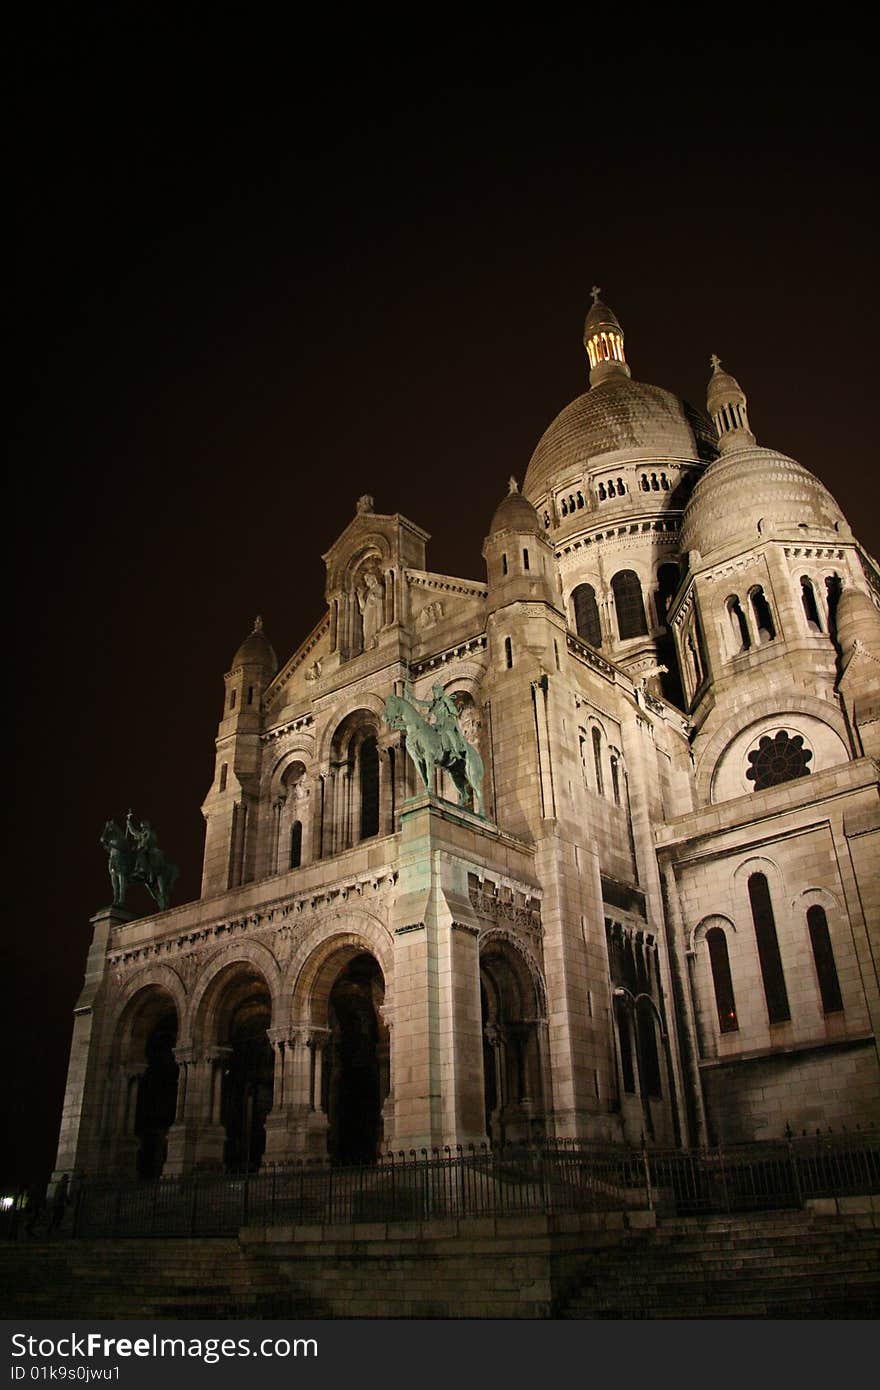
[555,1212,880,1318]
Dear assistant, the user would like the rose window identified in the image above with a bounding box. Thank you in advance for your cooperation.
[746,730,813,792]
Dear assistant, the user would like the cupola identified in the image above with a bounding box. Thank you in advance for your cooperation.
[583,287,631,387]
[706,355,755,452]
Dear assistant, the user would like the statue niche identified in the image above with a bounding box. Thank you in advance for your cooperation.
[355,566,385,652]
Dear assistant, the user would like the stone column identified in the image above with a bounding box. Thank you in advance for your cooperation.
[164,1046,195,1176]
[112,1063,147,1177]
[189,1046,232,1170]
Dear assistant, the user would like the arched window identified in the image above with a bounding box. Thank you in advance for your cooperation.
[745,730,812,791]
[750,586,776,642]
[748,873,790,1024]
[572,583,602,647]
[800,577,823,632]
[636,999,662,1098]
[591,727,604,795]
[611,570,648,639]
[706,927,738,1032]
[289,820,302,870]
[807,906,843,1014]
[358,736,379,840]
[504,636,513,669]
[610,753,621,805]
[825,574,842,638]
[726,595,751,653]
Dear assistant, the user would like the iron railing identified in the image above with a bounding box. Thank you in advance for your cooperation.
[4,1132,877,1241]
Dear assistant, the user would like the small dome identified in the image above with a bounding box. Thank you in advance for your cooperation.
[489,478,542,536]
[523,376,716,502]
[231,617,278,674]
[835,588,880,656]
[680,447,846,559]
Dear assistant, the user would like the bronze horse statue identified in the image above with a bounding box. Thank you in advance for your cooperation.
[100,818,178,912]
[383,692,485,816]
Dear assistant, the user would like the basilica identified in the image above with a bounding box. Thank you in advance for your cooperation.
[54,293,880,1183]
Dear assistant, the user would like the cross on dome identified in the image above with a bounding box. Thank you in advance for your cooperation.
[508,476,519,494]
[590,285,602,304]
[710,353,722,372]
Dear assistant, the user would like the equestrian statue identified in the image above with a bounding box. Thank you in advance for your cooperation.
[383,682,485,817]
[100,810,179,912]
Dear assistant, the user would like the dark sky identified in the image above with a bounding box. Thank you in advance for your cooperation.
[6,20,877,1186]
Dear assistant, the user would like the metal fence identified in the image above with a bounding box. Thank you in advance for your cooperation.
[5,1132,877,1241]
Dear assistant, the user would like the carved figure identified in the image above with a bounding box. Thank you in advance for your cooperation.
[357,570,384,648]
[383,687,485,816]
[101,813,179,912]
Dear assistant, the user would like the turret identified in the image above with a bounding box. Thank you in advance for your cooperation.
[706,355,755,451]
[200,617,277,896]
[583,286,631,387]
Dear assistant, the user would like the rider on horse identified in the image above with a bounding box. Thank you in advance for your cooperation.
[405,682,468,763]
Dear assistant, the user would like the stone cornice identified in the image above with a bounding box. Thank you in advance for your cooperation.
[410,634,488,678]
[107,866,399,974]
[405,568,488,599]
[262,713,315,744]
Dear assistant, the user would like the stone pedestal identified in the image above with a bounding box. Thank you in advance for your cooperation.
[52,905,133,1181]
[386,794,489,1152]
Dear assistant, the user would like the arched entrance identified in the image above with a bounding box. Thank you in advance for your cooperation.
[134,1007,179,1178]
[213,972,274,1172]
[114,986,180,1179]
[323,953,387,1165]
[480,939,546,1146]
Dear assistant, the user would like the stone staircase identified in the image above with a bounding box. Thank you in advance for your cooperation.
[1,1208,877,1319]
[0,1239,328,1320]
[553,1211,880,1318]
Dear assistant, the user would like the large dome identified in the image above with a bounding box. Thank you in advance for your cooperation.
[680,446,847,559]
[523,376,716,502]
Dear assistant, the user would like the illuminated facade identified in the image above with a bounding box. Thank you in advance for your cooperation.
[54,293,880,1181]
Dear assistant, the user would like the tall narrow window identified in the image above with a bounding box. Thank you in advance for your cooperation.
[591,727,604,795]
[636,1000,662,1098]
[615,997,635,1094]
[750,586,776,642]
[504,637,513,669]
[572,584,602,647]
[825,574,842,638]
[523,548,530,571]
[726,596,751,653]
[289,820,302,870]
[359,736,379,840]
[748,873,790,1024]
[610,754,621,805]
[229,689,237,710]
[706,927,738,1032]
[219,762,228,792]
[501,553,508,576]
[807,906,843,1014]
[612,570,648,639]
[247,684,255,706]
[800,577,822,632]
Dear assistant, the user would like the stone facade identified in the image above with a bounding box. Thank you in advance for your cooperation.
[54,294,880,1182]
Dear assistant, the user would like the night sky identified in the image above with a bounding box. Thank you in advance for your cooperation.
[7,20,878,1187]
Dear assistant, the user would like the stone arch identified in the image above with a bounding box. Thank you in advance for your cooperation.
[479,931,548,1144]
[316,692,387,765]
[107,975,183,1180]
[689,912,737,953]
[107,963,188,1052]
[189,950,277,1172]
[792,885,841,916]
[695,694,849,805]
[187,939,282,1046]
[288,923,392,1164]
[285,914,394,1031]
[267,741,316,799]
